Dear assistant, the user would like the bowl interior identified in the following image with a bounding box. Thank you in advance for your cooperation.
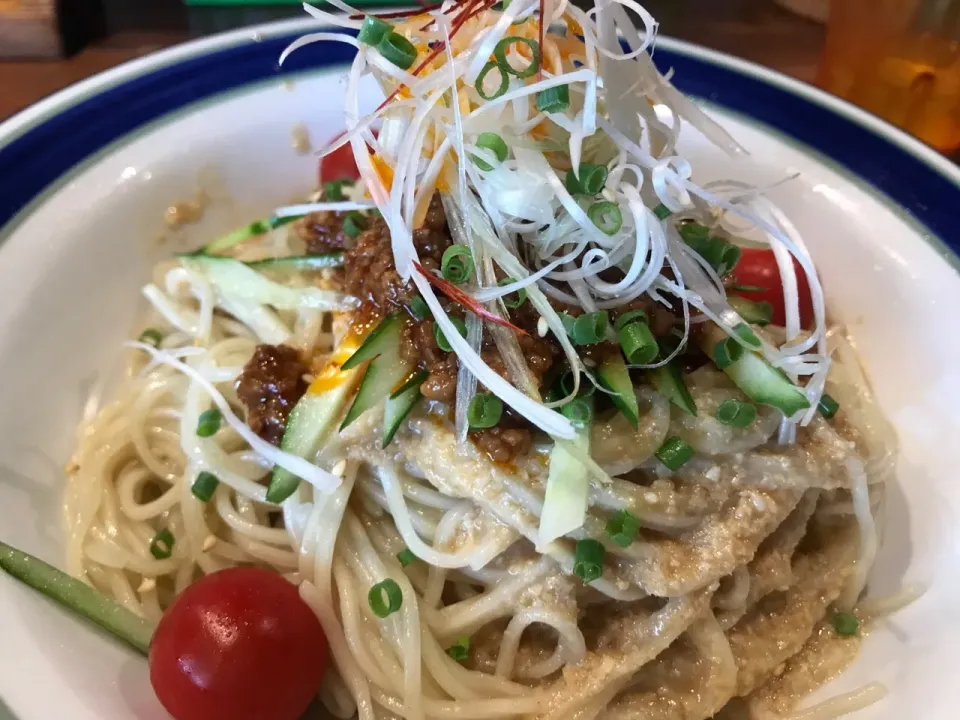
[2,58,960,720]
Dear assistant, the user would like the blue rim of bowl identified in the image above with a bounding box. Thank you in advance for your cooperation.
[0,20,958,245]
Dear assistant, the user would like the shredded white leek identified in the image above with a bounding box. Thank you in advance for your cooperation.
[274,0,834,535]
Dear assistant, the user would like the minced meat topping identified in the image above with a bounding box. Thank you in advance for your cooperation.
[236,344,308,445]
[295,193,679,462]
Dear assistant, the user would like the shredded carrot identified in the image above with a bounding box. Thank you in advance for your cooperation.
[542,36,562,75]
[370,154,395,191]
[563,12,584,37]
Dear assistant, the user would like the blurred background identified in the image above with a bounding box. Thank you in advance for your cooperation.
[2,0,958,155]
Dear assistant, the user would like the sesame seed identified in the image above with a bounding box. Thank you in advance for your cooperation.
[137,578,156,593]
[332,459,347,477]
[201,535,217,552]
[537,317,548,337]
[644,491,659,503]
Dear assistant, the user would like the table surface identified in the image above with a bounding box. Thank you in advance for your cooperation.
[0,0,826,123]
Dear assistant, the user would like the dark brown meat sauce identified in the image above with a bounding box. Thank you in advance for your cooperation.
[236,344,308,445]
[293,195,677,463]
[301,195,555,462]
[298,211,351,255]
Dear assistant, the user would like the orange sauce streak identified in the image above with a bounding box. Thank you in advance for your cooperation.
[307,317,379,394]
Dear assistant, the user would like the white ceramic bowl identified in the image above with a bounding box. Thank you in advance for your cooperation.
[1,18,959,720]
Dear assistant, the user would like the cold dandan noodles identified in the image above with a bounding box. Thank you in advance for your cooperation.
[63,2,901,719]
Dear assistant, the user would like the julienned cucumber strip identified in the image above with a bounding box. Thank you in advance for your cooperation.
[341,355,415,431]
[538,408,592,549]
[342,313,404,371]
[245,253,344,272]
[0,541,154,655]
[268,377,359,504]
[201,214,302,255]
[383,369,427,447]
[701,325,810,416]
[597,353,639,428]
[649,362,697,415]
[181,255,354,311]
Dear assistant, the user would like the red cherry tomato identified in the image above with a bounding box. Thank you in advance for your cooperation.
[731,247,814,330]
[318,129,379,184]
[149,567,328,720]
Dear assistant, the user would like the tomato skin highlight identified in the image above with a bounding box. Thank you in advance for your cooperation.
[318,129,380,184]
[149,567,328,720]
[730,248,814,330]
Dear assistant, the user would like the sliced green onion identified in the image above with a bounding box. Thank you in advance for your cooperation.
[573,538,605,583]
[358,15,392,46]
[447,636,471,661]
[565,163,608,196]
[656,437,694,471]
[561,398,593,429]
[713,337,744,369]
[571,311,609,346]
[559,370,595,399]
[588,201,623,236]
[493,36,540,78]
[441,244,474,285]
[731,322,761,349]
[476,61,509,100]
[150,529,175,560]
[342,211,367,240]
[536,84,569,113]
[396,548,416,567]
[196,409,222,438]
[717,243,743,275]
[324,179,348,201]
[678,221,710,244]
[560,312,577,337]
[435,317,467,352]
[614,310,648,332]
[728,296,773,326]
[191,471,220,502]
[619,321,658,365]
[653,203,672,220]
[471,132,508,171]
[680,223,741,275]
[818,393,840,420]
[467,393,503,429]
[658,327,688,360]
[831,611,859,637]
[477,132,508,161]
[606,509,641,548]
[715,399,757,428]
[409,296,430,321]
[471,156,494,172]
[138,328,163,347]
[377,32,417,70]
[497,277,527,309]
[368,579,403,618]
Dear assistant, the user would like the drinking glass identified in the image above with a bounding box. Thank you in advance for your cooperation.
[818,0,960,153]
